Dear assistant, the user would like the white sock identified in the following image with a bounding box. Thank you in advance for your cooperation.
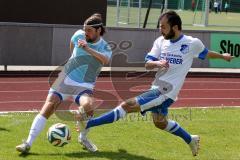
[79,128,89,139]
[26,114,47,146]
[114,105,127,118]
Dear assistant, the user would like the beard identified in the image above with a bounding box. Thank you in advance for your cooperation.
[162,28,175,40]
[86,35,97,43]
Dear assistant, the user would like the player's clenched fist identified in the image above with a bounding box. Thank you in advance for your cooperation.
[78,39,88,49]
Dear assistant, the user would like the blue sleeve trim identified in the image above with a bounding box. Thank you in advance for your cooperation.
[198,48,209,60]
[145,55,159,62]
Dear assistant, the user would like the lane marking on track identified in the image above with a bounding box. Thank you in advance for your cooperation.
[0,99,119,103]
[0,80,240,84]
[0,90,48,93]
[0,88,240,93]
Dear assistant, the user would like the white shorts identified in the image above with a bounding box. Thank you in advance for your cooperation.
[49,72,93,105]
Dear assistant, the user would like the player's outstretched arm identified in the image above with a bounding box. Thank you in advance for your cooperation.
[207,51,234,62]
[145,59,169,70]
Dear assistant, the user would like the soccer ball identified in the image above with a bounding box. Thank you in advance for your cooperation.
[47,123,71,147]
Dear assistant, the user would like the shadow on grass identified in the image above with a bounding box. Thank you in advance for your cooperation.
[19,152,39,157]
[18,149,155,160]
[0,127,10,132]
[65,149,155,160]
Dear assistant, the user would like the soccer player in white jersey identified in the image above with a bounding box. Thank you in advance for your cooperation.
[78,11,234,156]
[16,13,112,153]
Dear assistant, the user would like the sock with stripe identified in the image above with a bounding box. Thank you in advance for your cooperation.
[86,106,126,129]
[164,120,192,144]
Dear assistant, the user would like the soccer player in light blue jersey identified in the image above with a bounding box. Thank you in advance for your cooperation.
[16,13,112,153]
[78,11,234,156]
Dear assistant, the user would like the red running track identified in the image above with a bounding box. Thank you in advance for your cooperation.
[0,76,240,111]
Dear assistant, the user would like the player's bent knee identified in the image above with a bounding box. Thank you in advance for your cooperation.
[153,121,167,130]
[124,99,136,106]
[121,98,137,112]
[82,105,94,117]
[153,116,168,130]
[81,100,94,115]
[79,95,93,108]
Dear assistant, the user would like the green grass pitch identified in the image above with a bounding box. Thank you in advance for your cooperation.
[1,107,240,160]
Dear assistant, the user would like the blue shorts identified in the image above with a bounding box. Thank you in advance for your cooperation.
[136,89,174,116]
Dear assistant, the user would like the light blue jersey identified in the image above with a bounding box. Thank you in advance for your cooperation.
[63,29,112,88]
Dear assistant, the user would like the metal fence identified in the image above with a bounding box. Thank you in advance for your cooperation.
[107,0,240,29]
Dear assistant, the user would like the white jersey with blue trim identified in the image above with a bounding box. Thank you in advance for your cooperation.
[145,35,208,100]
[63,29,112,89]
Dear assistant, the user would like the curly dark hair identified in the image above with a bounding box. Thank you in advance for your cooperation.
[84,13,105,36]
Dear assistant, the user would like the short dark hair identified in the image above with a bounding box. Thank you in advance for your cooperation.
[84,13,106,36]
[159,11,182,30]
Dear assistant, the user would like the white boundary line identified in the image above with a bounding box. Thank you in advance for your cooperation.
[171,106,240,109]
[0,97,240,104]
[3,66,240,73]
[1,106,240,114]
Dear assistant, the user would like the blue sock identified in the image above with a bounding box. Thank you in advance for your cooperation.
[165,120,192,144]
[86,106,126,129]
